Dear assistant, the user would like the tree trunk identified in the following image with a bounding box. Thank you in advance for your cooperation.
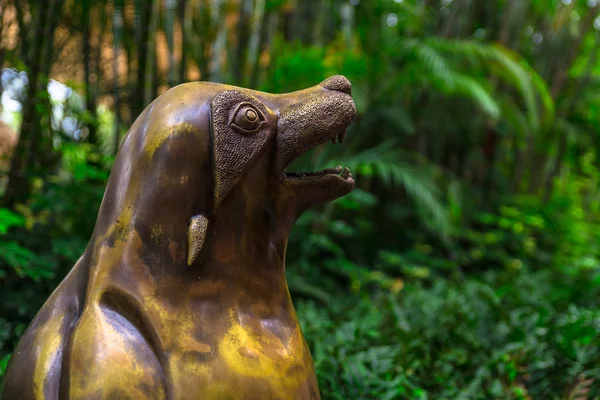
[496,0,528,48]
[165,0,177,86]
[313,0,328,46]
[542,131,566,202]
[0,1,5,69]
[439,0,462,38]
[339,2,353,48]
[292,0,317,44]
[13,0,29,63]
[526,149,546,195]
[83,0,98,145]
[145,0,161,105]
[131,0,153,120]
[482,125,498,200]
[543,32,600,201]
[3,0,64,208]
[36,0,66,174]
[248,0,266,88]
[113,2,123,154]
[510,142,526,194]
[177,0,187,83]
[233,0,253,85]
[210,0,227,82]
[549,8,598,99]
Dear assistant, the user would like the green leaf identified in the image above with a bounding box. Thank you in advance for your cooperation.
[0,354,10,375]
[0,209,26,235]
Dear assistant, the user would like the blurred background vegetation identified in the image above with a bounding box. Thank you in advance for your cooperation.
[1,0,600,398]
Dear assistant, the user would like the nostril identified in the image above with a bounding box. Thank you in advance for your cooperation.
[320,75,352,96]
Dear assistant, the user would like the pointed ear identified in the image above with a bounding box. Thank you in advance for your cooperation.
[210,90,272,208]
[187,214,209,266]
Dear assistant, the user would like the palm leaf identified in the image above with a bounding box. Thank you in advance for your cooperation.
[401,40,501,120]
[407,38,554,132]
[452,73,500,120]
[293,140,451,236]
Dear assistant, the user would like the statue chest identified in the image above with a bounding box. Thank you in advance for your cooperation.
[67,297,320,399]
[162,307,320,399]
[165,321,320,399]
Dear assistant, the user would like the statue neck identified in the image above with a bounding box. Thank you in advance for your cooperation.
[200,188,287,285]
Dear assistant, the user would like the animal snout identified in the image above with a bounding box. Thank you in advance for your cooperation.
[320,75,352,96]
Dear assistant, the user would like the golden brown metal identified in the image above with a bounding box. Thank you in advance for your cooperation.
[0,76,356,400]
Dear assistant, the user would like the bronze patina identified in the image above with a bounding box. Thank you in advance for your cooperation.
[0,76,356,400]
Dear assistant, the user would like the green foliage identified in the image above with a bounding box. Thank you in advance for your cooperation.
[298,266,600,399]
[0,142,106,361]
[286,168,600,398]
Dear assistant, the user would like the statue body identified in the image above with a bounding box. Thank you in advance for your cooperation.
[0,76,356,400]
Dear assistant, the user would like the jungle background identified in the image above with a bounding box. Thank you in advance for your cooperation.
[0,0,600,398]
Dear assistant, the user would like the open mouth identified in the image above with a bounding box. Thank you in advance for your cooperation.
[274,87,357,196]
[284,166,352,181]
[280,128,354,190]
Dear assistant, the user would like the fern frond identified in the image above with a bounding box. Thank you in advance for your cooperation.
[488,43,544,131]
[452,74,500,120]
[408,38,554,132]
[402,39,454,87]
[565,374,594,400]
[302,140,451,236]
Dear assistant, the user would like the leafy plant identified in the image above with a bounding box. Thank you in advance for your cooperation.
[297,265,600,399]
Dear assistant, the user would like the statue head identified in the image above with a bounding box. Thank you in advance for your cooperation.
[91,75,356,269]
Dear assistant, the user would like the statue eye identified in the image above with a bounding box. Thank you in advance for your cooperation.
[230,103,264,133]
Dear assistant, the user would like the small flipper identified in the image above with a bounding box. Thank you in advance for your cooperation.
[187,215,209,266]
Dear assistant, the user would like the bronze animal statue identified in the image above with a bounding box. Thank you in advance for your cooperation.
[0,76,356,400]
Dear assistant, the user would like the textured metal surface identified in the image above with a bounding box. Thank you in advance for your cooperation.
[0,76,356,400]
